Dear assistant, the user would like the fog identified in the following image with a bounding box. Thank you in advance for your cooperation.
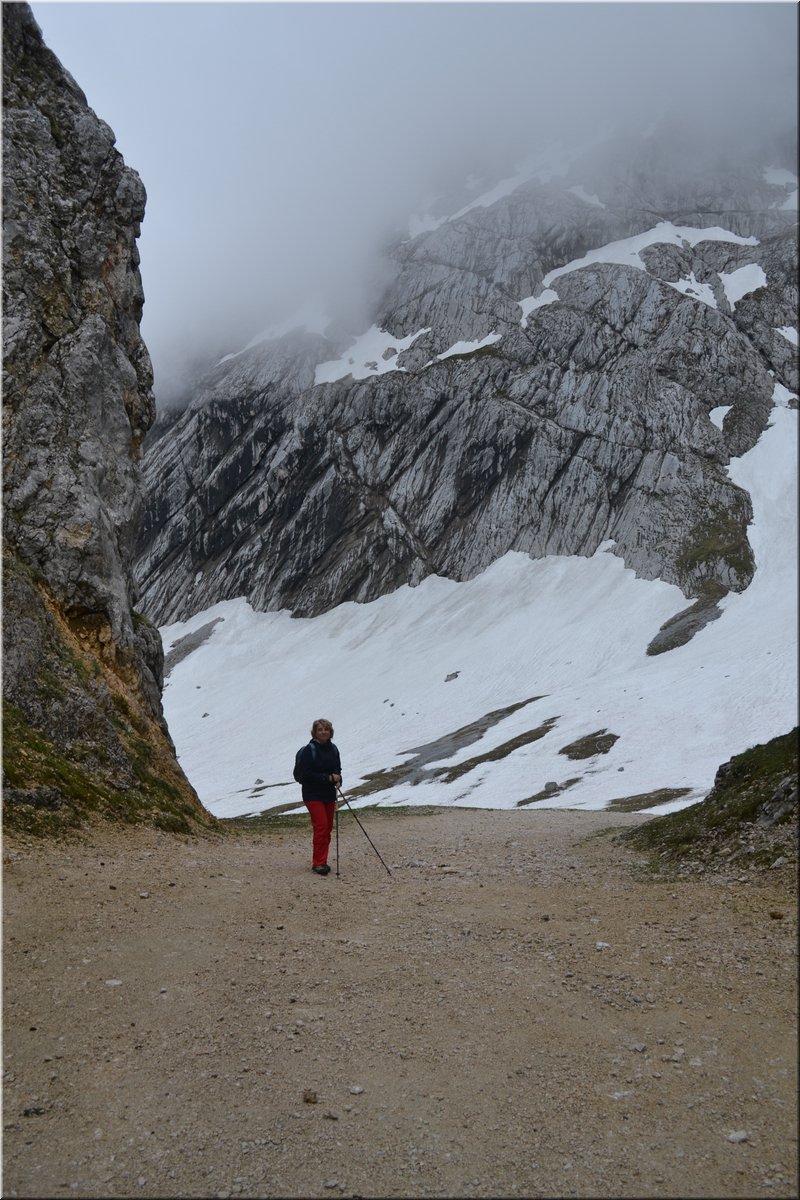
[30,2,798,404]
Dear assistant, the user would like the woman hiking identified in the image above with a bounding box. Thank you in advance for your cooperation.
[294,718,342,875]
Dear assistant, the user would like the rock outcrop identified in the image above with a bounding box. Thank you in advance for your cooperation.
[621,728,798,877]
[135,127,797,626]
[2,4,214,833]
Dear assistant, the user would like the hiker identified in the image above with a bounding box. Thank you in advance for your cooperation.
[294,718,342,876]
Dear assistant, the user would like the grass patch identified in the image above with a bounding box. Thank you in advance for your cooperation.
[2,700,215,838]
[439,718,559,782]
[622,729,798,859]
[675,502,754,590]
[606,788,693,813]
[348,696,547,798]
[222,804,442,836]
[517,777,581,806]
[559,730,619,759]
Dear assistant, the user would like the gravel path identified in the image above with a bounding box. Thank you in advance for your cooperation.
[3,807,797,1199]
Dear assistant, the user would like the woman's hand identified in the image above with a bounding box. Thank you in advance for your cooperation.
[331,773,342,786]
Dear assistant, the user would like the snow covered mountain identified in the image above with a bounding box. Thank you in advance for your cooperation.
[135,124,798,820]
[160,392,796,819]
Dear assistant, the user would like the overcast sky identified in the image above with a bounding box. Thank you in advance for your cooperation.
[29,1,798,402]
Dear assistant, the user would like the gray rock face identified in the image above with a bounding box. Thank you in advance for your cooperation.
[136,126,797,626]
[4,5,151,660]
[2,5,209,830]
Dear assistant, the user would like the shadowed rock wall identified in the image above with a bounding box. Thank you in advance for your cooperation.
[2,4,214,832]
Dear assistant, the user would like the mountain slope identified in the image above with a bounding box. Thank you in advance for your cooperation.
[135,130,797,625]
[134,124,797,820]
[157,391,796,819]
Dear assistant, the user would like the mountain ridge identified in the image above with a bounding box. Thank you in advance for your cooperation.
[135,129,797,627]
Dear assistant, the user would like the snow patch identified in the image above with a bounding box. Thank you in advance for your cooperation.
[517,222,757,315]
[567,184,605,208]
[315,326,430,385]
[445,146,579,224]
[720,264,767,308]
[433,332,503,362]
[668,273,717,308]
[407,212,444,238]
[709,406,731,430]
[772,382,797,409]
[776,326,798,346]
[218,301,330,364]
[161,394,796,821]
[519,289,560,326]
[763,166,798,188]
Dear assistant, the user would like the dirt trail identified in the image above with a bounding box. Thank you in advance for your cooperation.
[2,808,797,1199]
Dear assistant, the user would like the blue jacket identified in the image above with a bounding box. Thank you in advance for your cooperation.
[294,739,342,803]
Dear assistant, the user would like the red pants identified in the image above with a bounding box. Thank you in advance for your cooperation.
[305,800,335,867]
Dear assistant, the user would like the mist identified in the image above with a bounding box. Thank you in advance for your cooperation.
[29,2,798,405]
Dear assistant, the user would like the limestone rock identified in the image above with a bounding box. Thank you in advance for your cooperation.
[2,4,212,832]
[135,110,796,630]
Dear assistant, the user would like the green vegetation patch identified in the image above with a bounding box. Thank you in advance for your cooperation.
[222,804,441,836]
[559,730,619,759]
[606,788,693,813]
[439,718,560,782]
[622,729,798,859]
[675,501,755,590]
[348,696,547,798]
[517,777,581,806]
[3,702,125,836]
[2,700,214,838]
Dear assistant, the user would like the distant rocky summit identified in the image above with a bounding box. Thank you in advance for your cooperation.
[2,4,213,832]
[135,125,797,629]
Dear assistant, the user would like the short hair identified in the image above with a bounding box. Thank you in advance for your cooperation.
[311,718,334,738]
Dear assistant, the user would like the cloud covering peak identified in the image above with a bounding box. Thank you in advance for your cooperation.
[31,1,798,403]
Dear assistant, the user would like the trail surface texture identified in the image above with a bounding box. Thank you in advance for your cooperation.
[3,809,797,1199]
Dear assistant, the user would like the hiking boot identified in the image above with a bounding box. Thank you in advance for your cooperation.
[312,865,330,875]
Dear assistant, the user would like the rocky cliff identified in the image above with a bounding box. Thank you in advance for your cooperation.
[135,127,797,632]
[2,4,214,833]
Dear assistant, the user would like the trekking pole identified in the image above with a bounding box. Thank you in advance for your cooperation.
[335,801,340,878]
[336,787,392,876]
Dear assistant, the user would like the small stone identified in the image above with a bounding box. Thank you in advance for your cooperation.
[770,857,787,869]
[349,1086,365,1095]
[139,892,150,899]
[727,1131,750,1143]
[105,979,123,987]
[303,1089,318,1104]
[323,1110,339,1120]
[769,910,785,920]
[596,941,610,951]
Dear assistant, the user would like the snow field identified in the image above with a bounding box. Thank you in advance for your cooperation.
[161,400,797,820]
